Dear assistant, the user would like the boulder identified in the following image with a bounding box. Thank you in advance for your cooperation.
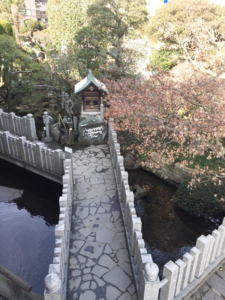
[78,116,107,144]
[134,186,147,200]
[50,123,61,143]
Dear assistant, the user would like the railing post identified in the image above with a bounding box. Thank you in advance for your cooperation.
[140,263,160,300]
[0,108,3,129]
[189,246,200,283]
[175,259,186,296]
[159,261,179,300]
[195,235,210,278]
[26,113,37,141]
[44,273,61,300]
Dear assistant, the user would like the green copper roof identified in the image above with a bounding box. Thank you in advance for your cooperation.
[74,70,108,95]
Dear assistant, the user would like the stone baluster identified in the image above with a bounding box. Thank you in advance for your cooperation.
[211,230,221,263]
[159,261,179,300]
[195,235,210,278]
[2,131,11,154]
[18,136,26,160]
[125,191,134,223]
[0,109,3,129]
[182,252,193,289]
[205,235,215,268]
[189,247,200,283]
[54,149,64,176]
[175,259,186,297]
[130,217,142,256]
[9,112,16,134]
[44,273,62,300]
[22,116,28,138]
[140,263,160,300]
[137,248,147,277]
[217,224,225,257]
[0,133,4,152]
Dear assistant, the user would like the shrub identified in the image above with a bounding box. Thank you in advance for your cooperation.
[24,19,40,32]
[150,49,182,71]
[22,45,35,55]
[175,180,225,218]
[39,21,47,30]
[20,25,29,34]
[0,20,13,36]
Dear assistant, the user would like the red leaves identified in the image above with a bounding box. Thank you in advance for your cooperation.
[103,70,225,180]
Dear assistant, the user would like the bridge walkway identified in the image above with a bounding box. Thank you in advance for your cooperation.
[66,144,137,300]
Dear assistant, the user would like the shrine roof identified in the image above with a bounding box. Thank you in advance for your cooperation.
[74,70,108,95]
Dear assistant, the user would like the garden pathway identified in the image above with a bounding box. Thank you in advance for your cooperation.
[66,144,137,300]
[189,263,225,300]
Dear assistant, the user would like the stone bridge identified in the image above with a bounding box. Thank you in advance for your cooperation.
[0,110,225,300]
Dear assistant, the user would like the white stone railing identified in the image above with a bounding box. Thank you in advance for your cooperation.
[0,109,37,141]
[44,158,73,300]
[108,123,225,300]
[0,131,64,179]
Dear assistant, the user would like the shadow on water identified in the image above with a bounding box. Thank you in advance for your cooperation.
[127,169,225,278]
[0,159,62,296]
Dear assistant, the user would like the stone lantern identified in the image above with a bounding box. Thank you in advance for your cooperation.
[74,70,108,121]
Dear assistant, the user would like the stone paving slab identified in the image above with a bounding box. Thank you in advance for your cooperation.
[188,264,225,300]
[66,145,137,300]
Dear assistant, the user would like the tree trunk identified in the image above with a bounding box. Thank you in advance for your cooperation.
[11,4,20,45]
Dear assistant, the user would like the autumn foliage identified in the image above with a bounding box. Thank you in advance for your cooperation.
[104,68,225,182]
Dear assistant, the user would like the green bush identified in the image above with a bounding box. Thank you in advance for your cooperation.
[22,45,35,55]
[39,21,47,30]
[0,20,13,36]
[150,49,182,71]
[175,180,225,218]
[20,25,29,34]
[24,19,40,32]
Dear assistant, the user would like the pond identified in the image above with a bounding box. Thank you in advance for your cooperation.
[0,159,61,296]
[127,169,225,277]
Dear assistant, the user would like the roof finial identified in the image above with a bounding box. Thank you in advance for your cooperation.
[88,69,92,76]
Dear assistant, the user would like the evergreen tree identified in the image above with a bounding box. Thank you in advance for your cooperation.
[47,0,92,51]
[0,36,44,113]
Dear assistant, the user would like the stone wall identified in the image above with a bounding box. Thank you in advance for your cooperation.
[0,109,37,141]
[108,123,225,300]
[44,158,73,300]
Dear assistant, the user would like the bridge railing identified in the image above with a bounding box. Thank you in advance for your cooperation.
[108,123,225,300]
[44,158,73,300]
[0,109,37,141]
[0,131,64,178]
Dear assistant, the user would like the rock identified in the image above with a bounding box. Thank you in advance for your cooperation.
[50,123,61,143]
[61,134,74,146]
[134,186,147,200]
[124,153,135,168]
[78,116,108,144]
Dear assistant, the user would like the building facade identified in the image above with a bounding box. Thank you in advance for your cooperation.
[23,0,48,25]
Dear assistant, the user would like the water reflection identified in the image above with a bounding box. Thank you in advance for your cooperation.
[128,169,224,277]
[0,159,61,296]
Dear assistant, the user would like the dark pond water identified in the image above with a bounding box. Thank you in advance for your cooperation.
[127,169,225,278]
[0,159,61,295]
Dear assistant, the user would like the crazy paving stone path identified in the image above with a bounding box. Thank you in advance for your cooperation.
[66,144,137,300]
[188,263,225,300]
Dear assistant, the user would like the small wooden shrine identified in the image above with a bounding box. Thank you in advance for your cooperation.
[74,70,108,119]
